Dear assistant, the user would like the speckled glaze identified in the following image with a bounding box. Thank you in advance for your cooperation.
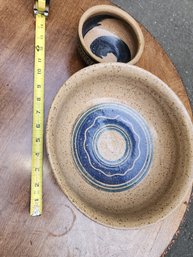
[78,5,144,65]
[46,63,193,228]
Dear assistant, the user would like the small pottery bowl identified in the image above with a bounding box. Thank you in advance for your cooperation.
[78,5,144,65]
[46,63,193,228]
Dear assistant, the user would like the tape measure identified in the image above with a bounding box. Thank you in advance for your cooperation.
[30,0,49,216]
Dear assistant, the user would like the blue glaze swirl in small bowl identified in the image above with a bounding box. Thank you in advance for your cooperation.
[78,5,145,65]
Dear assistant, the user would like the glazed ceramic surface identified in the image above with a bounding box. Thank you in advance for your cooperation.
[78,5,144,65]
[82,15,132,63]
[46,63,193,228]
[72,103,153,192]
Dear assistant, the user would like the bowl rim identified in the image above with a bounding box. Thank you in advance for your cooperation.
[46,63,193,228]
[78,5,145,65]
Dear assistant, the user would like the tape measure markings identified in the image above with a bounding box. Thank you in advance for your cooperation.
[30,12,46,216]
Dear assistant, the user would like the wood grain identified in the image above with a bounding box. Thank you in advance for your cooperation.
[0,0,192,257]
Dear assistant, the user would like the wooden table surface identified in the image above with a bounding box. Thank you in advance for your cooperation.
[0,0,192,257]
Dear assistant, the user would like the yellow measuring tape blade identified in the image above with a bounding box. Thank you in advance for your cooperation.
[38,0,46,11]
[30,13,45,216]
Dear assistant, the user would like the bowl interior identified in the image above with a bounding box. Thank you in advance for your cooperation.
[46,64,193,228]
[81,13,139,63]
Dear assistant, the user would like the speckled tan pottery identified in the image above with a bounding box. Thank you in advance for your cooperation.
[46,63,193,228]
[78,5,144,65]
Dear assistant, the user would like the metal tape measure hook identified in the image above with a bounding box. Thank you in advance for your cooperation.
[34,0,50,17]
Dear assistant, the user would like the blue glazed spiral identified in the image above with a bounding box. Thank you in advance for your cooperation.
[72,103,153,192]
